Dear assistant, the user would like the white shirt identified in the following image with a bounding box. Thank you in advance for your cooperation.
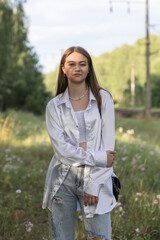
[75,110,86,143]
[42,87,117,218]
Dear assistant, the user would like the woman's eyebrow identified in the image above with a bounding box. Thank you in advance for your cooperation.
[67,60,87,63]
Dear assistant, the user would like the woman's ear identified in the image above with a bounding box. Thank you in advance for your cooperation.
[62,64,66,74]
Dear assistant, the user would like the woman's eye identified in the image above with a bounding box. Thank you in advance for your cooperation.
[69,64,75,66]
[80,64,86,67]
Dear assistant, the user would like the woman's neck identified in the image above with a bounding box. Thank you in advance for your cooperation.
[68,83,88,99]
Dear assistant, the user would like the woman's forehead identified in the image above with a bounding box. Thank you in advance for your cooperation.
[65,52,88,62]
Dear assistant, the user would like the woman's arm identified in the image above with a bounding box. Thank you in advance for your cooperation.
[84,92,115,197]
[46,100,107,168]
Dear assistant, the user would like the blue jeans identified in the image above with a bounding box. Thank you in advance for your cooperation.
[48,165,112,240]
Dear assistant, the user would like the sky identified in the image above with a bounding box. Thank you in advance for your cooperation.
[24,0,160,74]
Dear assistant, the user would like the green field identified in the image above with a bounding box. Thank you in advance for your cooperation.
[0,110,160,240]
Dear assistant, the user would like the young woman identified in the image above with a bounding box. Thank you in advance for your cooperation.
[42,46,117,240]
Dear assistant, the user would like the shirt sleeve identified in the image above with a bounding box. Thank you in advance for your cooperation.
[46,101,107,168]
[84,94,115,196]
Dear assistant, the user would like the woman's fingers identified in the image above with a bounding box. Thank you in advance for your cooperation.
[106,150,116,167]
[110,150,116,155]
[95,196,99,204]
[84,193,99,206]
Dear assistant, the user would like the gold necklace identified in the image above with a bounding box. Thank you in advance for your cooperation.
[69,87,88,101]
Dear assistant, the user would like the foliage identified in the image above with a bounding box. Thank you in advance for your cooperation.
[151,74,160,108]
[44,35,160,108]
[44,67,59,97]
[0,0,51,114]
[123,77,145,107]
[0,110,160,240]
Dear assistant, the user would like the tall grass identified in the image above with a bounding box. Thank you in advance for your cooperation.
[0,111,159,240]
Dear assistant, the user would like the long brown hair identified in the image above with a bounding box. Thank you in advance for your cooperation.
[56,46,102,111]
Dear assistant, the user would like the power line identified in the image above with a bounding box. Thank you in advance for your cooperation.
[108,0,145,13]
[108,0,153,118]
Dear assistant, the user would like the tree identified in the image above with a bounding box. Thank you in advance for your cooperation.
[151,74,160,108]
[0,0,51,114]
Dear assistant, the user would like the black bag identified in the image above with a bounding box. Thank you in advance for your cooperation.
[112,176,121,201]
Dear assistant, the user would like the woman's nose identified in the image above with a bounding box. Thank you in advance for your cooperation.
[75,65,80,71]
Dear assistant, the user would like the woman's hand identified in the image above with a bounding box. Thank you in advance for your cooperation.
[106,150,116,167]
[79,142,87,151]
[84,192,99,206]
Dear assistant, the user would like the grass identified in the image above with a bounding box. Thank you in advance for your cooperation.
[0,110,160,240]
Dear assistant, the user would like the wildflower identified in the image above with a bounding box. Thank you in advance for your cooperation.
[123,133,128,138]
[127,129,134,135]
[135,228,140,233]
[149,151,154,155]
[27,173,31,177]
[119,206,123,212]
[116,202,122,207]
[16,189,22,194]
[78,215,83,221]
[118,127,123,133]
[135,197,138,201]
[136,192,142,196]
[3,164,18,173]
[5,148,11,153]
[153,200,158,205]
[152,217,155,221]
[156,194,160,199]
[131,158,137,165]
[138,164,145,171]
[17,158,22,163]
[121,156,127,161]
[25,221,34,232]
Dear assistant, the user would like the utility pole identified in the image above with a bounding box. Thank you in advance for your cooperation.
[131,62,135,108]
[145,0,151,118]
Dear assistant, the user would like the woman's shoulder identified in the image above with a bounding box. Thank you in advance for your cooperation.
[99,88,113,102]
[47,93,63,108]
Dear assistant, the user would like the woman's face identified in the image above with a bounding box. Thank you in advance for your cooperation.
[62,52,89,85]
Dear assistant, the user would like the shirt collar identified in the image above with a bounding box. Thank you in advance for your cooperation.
[57,87,70,107]
[57,86,96,107]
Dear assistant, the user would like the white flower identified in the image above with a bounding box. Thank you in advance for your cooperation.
[135,228,140,233]
[78,215,83,221]
[132,158,137,165]
[127,129,134,135]
[121,156,127,161]
[156,194,160,199]
[153,200,158,205]
[26,227,32,232]
[118,127,123,133]
[16,189,22,194]
[5,148,11,153]
[136,192,142,196]
[119,206,123,212]
[123,133,128,138]
[138,164,145,171]
[149,151,154,155]
[25,221,34,232]
[135,197,138,201]
[116,202,122,207]
[3,164,18,173]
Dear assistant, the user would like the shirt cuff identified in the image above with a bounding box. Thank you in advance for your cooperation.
[85,180,101,197]
[94,150,107,168]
